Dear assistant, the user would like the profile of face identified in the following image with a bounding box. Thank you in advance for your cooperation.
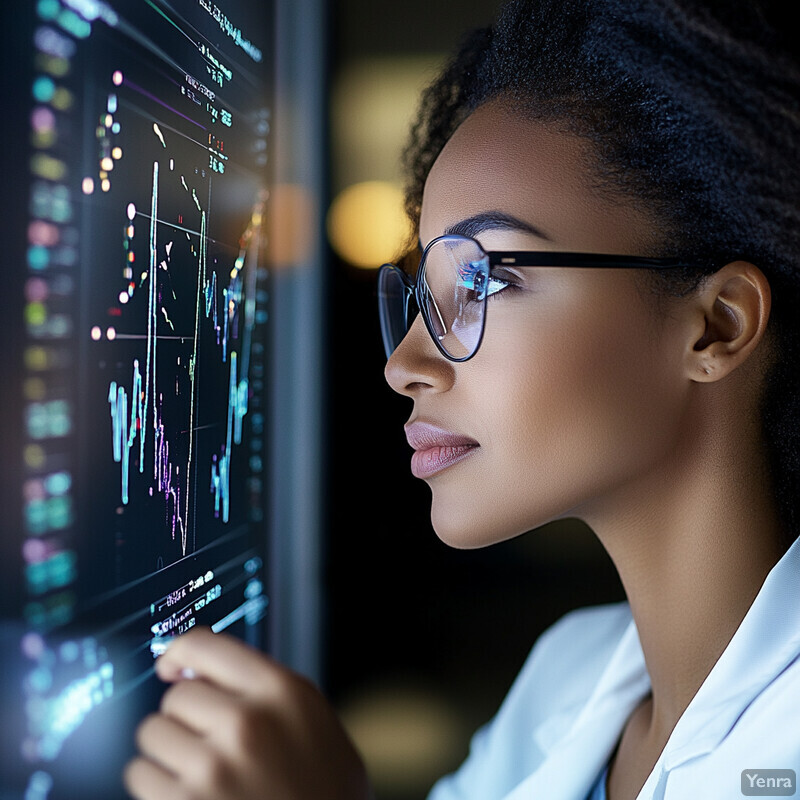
[384,99,699,549]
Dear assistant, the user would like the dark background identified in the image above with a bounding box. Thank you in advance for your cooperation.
[322,2,627,798]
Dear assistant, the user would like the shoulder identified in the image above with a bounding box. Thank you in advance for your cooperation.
[427,601,632,800]
[503,600,633,717]
[528,600,632,661]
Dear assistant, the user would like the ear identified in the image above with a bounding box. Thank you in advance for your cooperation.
[686,261,772,383]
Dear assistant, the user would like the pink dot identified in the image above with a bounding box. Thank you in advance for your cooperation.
[23,539,48,564]
[23,479,45,501]
[21,632,45,660]
[25,278,49,302]
[31,107,55,133]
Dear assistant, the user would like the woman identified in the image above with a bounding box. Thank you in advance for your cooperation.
[124,1,800,798]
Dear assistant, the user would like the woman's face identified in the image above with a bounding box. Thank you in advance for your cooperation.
[384,100,695,549]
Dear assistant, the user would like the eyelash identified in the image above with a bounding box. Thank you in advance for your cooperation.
[486,272,522,299]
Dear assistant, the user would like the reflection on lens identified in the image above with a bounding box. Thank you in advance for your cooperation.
[422,236,488,360]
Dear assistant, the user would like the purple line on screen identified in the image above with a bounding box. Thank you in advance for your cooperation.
[124,78,207,131]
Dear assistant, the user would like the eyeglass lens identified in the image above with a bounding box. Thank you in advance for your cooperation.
[378,236,490,361]
[378,266,413,360]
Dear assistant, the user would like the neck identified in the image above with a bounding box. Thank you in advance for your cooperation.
[580,390,788,746]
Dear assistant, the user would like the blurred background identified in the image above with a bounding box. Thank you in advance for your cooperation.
[320,2,627,799]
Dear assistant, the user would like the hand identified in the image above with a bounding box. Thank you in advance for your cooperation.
[123,626,373,800]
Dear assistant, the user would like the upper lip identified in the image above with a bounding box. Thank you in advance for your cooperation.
[404,421,479,451]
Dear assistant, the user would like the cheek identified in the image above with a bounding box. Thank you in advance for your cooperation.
[484,297,683,521]
[425,291,687,549]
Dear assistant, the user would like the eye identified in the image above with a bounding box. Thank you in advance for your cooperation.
[486,273,512,298]
[456,261,511,299]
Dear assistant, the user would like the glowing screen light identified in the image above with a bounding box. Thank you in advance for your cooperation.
[9,0,276,796]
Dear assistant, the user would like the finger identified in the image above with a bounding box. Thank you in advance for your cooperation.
[155,627,284,698]
[159,676,246,737]
[135,711,209,778]
[123,756,183,800]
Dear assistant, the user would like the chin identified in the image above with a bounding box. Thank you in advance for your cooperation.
[429,500,526,550]
[432,525,490,550]
[428,487,566,549]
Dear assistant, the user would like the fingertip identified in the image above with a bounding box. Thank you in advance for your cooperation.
[154,627,271,694]
[154,657,181,682]
[122,756,146,797]
[153,641,184,682]
[154,626,214,681]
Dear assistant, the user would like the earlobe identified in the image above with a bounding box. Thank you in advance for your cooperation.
[688,261,771,384]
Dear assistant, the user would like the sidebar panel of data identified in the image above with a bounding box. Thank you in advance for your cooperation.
[4,1,275,797]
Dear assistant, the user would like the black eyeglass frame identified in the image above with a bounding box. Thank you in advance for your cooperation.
[378,233,712,363]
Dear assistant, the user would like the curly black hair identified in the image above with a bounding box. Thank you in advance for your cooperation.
[401,0,800,547]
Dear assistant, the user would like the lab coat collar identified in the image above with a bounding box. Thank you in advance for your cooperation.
[518,533,800,799]
[662,533,800,769]
[518,616,650,799]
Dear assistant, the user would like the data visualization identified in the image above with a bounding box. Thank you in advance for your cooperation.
[4,1,276,797]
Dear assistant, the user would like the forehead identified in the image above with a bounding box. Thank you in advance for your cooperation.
[419,100,660,253]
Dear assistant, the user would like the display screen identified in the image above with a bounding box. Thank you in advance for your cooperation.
[2,1,276,796]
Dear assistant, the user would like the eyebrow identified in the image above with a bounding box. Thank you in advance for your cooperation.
[446,210,552,240]
[418,211,552,250]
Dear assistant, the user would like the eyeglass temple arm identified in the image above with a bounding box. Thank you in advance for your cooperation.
[489,252,702,269]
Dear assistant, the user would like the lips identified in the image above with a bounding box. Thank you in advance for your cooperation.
[404,421,479,479]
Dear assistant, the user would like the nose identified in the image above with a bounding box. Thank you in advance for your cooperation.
[384,313,456,398]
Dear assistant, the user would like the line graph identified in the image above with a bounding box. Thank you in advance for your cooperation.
[106,131,262,557]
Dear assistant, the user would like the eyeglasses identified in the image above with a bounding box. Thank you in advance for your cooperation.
[378,233,705,362]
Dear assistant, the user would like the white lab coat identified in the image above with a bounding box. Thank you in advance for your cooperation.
[427,533,800,800]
